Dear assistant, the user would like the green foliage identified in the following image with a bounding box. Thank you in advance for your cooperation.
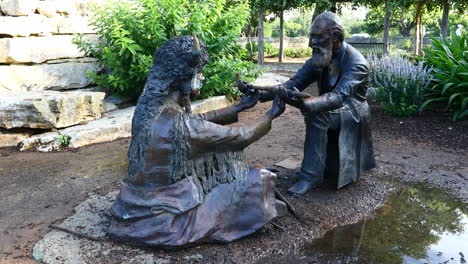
[368,55,433,117]
[243,41,275,61]
[266,9,312,38]
[420,31,468,121]
[382,102,418,117]
[75,0,258,100]
[199,56,262,99]
[284,47,311,58]
[364,4,416,37]
[363,1,467,38]
[57,134,71,147]
[425,7,468,36]
[270,20,303,37]
[252,0,307,15]
[267,47,311,58]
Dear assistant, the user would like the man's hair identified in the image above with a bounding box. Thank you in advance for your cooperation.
[312,11,345,42]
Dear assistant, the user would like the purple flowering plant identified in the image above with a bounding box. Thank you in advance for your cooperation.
[368,55,432,116]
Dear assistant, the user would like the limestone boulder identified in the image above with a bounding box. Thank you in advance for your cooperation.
[57,0,109,16]
[0,90,105,129]
[0,0,39,16]
[60,107,135,148]
[0,15,95,37]
[0,35,97,64]
[0,61,99,92]
[36,1,58,17]
[19,132,60,152]
[15,0,95,18]
[56,16,95,34]
[17,95,234,151]
[0,128,31,148]
[191,96,232,114]
[102,100,118,113]
[0,15,58,37]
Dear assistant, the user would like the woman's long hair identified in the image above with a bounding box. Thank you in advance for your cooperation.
[126,35,209,184]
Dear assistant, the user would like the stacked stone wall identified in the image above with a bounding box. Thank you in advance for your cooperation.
[0,0,101,92]
[0,0,108,148]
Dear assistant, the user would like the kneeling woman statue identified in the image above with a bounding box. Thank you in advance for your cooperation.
[108,35,285,247]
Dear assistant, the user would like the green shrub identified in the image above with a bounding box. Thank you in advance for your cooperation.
[368,55,433,117]
[243,41,274,61]
[200,56,261,99]
[284,47,311,58]
[420,31,468,121]
[267,47,311,58]
[263,42,275,55]
[243,42,310,59]
[74,0,258,100]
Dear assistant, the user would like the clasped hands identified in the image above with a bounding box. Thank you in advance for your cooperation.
[235,80,312,116]
[235,81,285,120]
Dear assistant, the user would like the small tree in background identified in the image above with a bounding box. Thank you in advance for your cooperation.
[75,0,261,100]
[440,0,467,37]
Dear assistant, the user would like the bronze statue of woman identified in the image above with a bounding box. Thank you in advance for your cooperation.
[108,35,285,247]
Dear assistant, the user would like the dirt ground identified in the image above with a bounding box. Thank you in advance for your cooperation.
[0,84,467,264]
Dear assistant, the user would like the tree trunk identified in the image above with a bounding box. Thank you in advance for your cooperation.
[279,11,284,63]
[413,1,423,55]
[419,25,424,55]
[383,1,391,57]
[398,20,414,37]
[258,8,264,65]
[440,0,449,37]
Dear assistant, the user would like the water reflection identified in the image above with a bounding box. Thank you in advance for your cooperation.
[304,184,468,264]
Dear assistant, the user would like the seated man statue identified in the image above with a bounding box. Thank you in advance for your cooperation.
[240,11,376,195]
[107,35,285,247]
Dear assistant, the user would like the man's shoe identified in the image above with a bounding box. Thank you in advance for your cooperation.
[287,180,320,195]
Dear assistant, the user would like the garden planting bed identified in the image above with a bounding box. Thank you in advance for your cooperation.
[1,77,466,263]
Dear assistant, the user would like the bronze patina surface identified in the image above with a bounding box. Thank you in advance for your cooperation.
[239,11,376,194]
[108,35,285,247]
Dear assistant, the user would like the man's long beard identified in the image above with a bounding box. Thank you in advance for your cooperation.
[311,46,332,68]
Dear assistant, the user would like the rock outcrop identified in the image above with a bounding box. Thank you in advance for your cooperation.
[0,0,39,16]
[17,96,233,152]
[0,128,32,148]
[0,91,105,129]
[0,60,99,92]
[0,35,97,64]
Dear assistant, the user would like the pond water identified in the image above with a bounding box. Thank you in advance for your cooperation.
[303,184,468,264]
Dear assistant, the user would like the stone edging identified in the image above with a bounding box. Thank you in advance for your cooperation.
[17,96,233,152]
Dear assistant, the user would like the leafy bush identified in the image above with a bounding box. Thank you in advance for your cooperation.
[201,56,260,99]
[284,47,311,58]
[368,55,433,117]
[267,47,311,58]
[420,31,468,121]
[243,41,274,61]
[74,0,259,100]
